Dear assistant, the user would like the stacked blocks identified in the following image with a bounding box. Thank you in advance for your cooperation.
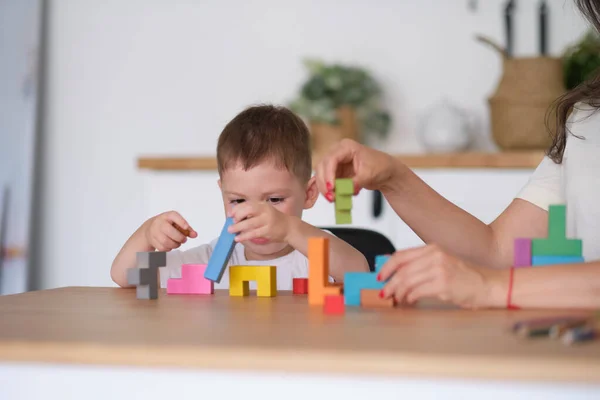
[127,251,166,300]
[515,205,584,268]
[167,264,214,294]
[335,178,353,225]
[308,237,342,305]
[292,278,308,294]
[344,255,389,306]
[324,295,345,315]
[229,266,277,297]
[204,217,237,283]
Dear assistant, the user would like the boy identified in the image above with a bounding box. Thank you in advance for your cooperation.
[111,105,369,289]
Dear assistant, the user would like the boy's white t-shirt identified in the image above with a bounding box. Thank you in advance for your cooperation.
[161,238,329,290]
[516,103,600,261]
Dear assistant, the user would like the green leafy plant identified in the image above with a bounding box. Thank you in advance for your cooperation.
[563,30,600,90]
[289,59,391,139]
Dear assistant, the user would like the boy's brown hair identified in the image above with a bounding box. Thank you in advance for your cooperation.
[217,105,312,183]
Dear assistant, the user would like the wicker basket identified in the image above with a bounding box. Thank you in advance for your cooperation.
[479,36,565,150]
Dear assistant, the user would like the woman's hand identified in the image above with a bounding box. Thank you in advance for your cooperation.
[314,139,401,201]
[378,244,499,309]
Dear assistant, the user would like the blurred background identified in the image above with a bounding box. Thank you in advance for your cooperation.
[0,0,593,294]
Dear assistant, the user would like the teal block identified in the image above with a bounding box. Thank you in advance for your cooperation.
[375,255,390,273]
[335,178,354,195]
[532,256,584,266]
[532,238,582,257]
[344,272,383,306]
[548,205,566,238]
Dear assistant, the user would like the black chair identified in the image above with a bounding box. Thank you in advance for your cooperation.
[321,227,396,272]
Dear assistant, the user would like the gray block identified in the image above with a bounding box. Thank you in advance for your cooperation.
[136,284,158,300]
[127,268,154,285]
[136,251,167,269]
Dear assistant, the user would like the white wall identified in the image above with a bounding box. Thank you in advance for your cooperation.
[39,0,586,289]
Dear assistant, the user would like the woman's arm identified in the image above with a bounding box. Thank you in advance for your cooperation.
[383,161,548,268]
[485,263,600,309]
[378,244,600,310]
[315,139,550,269]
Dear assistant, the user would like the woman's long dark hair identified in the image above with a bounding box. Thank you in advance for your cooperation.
[548,0,600,163]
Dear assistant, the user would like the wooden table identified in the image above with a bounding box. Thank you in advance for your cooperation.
[0,287,599,399]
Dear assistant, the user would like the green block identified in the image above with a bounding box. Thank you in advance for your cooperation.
[335,195,352,211]
[335,178,354,195]
[548,205,566,238]
[532,238,582,257]
[335,210,352,225]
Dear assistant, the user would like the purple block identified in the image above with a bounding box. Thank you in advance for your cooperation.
[514,238,532,268]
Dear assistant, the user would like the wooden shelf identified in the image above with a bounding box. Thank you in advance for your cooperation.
[137,151,545,171]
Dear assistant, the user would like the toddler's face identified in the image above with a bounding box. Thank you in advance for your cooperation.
[219,161,313,258]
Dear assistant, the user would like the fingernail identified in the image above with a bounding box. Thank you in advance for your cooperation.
[325,193,333,202]
[379,290,385,299]
[326,182,333,192]
[354,183,360,196]
[376,273,382,282]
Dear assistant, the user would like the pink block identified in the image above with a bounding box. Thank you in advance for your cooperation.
[167,264,214,294]
[514,238,532,268]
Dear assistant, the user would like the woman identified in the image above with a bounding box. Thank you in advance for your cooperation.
[315,0,600,310]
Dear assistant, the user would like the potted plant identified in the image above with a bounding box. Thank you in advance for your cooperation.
[289,59,391,160]
[563,30,600,90]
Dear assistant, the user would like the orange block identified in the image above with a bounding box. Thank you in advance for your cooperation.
[360,289,396,308]
[308,237,343,305]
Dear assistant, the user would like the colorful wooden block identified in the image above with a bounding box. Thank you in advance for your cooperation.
[344,271,384,306]
[360,289,396,308]
[229,265,277,297]
[167,264,214,294]
[335,195,352,211]
[204,218,237,283]
[532,238,582,257]
[136,251,167,269]
[335,210,352,225]
[531,255,585,266]
[308,237,342,305]
[324,295,345,315]
[548,205,567,239]
[128,251,165,300]
[335,178,354,195]
[292,278,308,294]
[375,255,390,273]
[514,238,532,268]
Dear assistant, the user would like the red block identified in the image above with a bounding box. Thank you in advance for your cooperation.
[293,278,309,295]
[324,295,345,315]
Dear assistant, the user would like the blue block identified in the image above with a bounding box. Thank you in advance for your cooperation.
[204,218,237,283]
[375,255,390,273]
[531,255,584,266]
[344,272,384,306]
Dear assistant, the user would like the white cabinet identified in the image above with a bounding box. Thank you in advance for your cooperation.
[140,169,533,252]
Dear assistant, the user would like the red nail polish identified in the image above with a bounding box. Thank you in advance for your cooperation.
[376,273,381,281]
[326,182,333,192]
[325,193,333,202]
[379,290,385,299]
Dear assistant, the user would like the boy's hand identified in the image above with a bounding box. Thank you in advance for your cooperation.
[228,202,291,243]
[145,211,198,251]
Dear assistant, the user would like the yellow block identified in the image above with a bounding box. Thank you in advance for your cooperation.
[229,266,277,297]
